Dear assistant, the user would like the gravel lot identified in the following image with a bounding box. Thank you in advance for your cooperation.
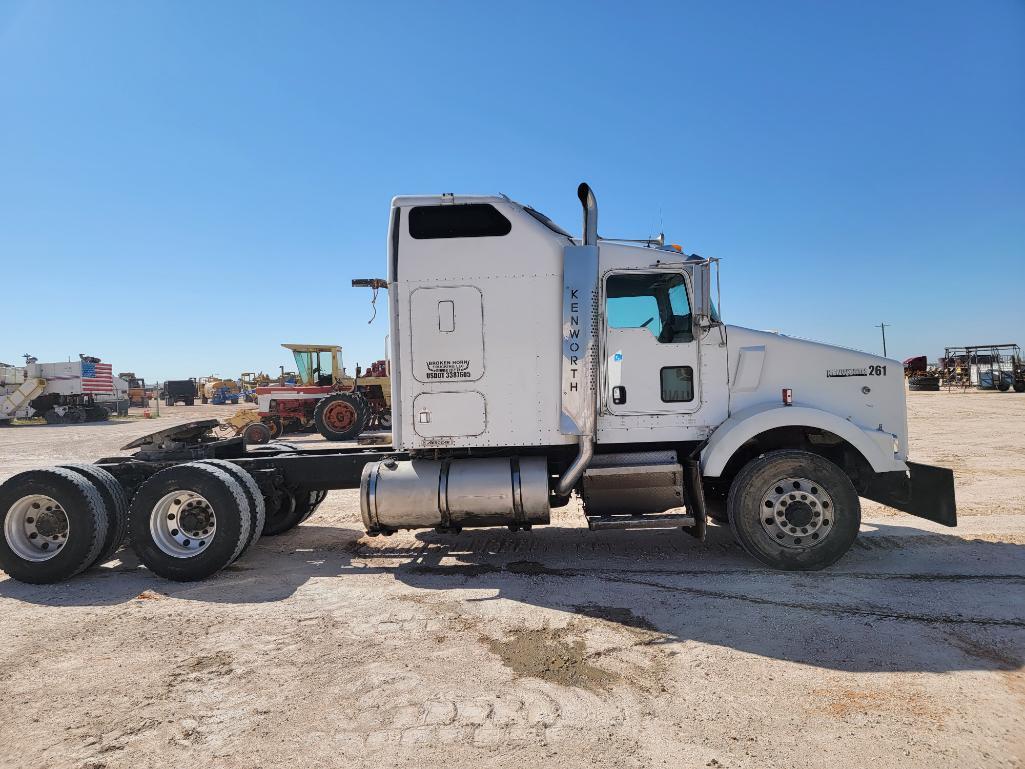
[0,393,1023,769]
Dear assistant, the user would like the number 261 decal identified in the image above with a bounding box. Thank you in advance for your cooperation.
[868,365,887,376]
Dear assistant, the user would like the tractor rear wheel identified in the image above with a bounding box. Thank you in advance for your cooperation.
[314,393,369,441]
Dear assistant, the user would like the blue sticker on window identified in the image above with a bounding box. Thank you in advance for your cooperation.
[613,352,623,362]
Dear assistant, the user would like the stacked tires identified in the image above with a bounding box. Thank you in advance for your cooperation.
[908,375,940,391]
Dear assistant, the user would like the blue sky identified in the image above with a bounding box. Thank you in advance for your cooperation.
[1,0,1022,380]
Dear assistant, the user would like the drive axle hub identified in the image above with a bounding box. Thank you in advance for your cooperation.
[150,491,217,557]
[4,495,69,562]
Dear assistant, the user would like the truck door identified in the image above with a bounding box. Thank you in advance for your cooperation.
[602,269,700,415]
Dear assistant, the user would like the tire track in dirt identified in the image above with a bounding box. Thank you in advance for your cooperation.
[403,561,1025,628]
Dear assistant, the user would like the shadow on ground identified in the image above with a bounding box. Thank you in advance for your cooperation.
[2,520,1023,675]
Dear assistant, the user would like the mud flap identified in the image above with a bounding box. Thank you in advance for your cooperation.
[861,462,957,527]
[681,457,707,539]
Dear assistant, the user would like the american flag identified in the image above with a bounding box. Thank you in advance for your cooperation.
[81,361,114,393]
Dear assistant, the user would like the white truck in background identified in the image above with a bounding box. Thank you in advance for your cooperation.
[0,355,126,424]
[0,184,956,584]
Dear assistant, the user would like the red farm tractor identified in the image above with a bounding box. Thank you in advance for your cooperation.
[252,344,391,442]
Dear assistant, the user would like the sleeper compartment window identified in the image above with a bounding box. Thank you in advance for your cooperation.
[408,204,512,239]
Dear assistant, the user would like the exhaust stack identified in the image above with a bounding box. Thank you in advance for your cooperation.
[556,183,600,497]
[579,182,597,246]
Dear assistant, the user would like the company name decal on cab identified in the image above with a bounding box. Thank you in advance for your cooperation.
[826,365,887,378]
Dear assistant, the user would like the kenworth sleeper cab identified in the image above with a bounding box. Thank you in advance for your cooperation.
[0,184,955,584]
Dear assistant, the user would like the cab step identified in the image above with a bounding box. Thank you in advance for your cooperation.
[581,450,684,516]
[586,512,696,530]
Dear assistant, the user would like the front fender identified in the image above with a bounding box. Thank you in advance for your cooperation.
[700,403,907,477]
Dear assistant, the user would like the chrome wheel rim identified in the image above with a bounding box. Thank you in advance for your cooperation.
[5,495,69,562]
[759,477,834,549]
[150,491,216,558]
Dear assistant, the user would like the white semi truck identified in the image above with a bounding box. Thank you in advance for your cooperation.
[0,185,955,584]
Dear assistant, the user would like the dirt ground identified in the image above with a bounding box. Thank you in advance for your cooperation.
[0,393,1023,769]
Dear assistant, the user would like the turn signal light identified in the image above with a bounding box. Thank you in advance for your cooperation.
[782,388,793,406]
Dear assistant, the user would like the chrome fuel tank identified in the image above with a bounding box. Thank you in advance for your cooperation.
[360,456,550,533]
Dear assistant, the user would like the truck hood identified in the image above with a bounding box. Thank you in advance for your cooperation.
[723,325,908,458]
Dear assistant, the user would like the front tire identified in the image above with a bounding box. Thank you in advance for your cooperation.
[727,450,860,571]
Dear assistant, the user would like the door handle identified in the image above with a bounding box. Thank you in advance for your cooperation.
[612,385,627,405]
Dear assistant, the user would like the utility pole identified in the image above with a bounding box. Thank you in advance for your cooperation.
[875,322,889,358]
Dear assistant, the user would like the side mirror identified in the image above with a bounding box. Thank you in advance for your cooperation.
[693,261,717,329]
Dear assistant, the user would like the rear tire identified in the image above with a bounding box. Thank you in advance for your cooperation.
[58,463,129,567]
[261,489,317,535]
[314,393,369,441]
[299,490,327,524]
[0,468,109,583]
[194,460,266,559]
[1014,380,1025,393]
[129,463,251,581]
[727,450,860,571]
